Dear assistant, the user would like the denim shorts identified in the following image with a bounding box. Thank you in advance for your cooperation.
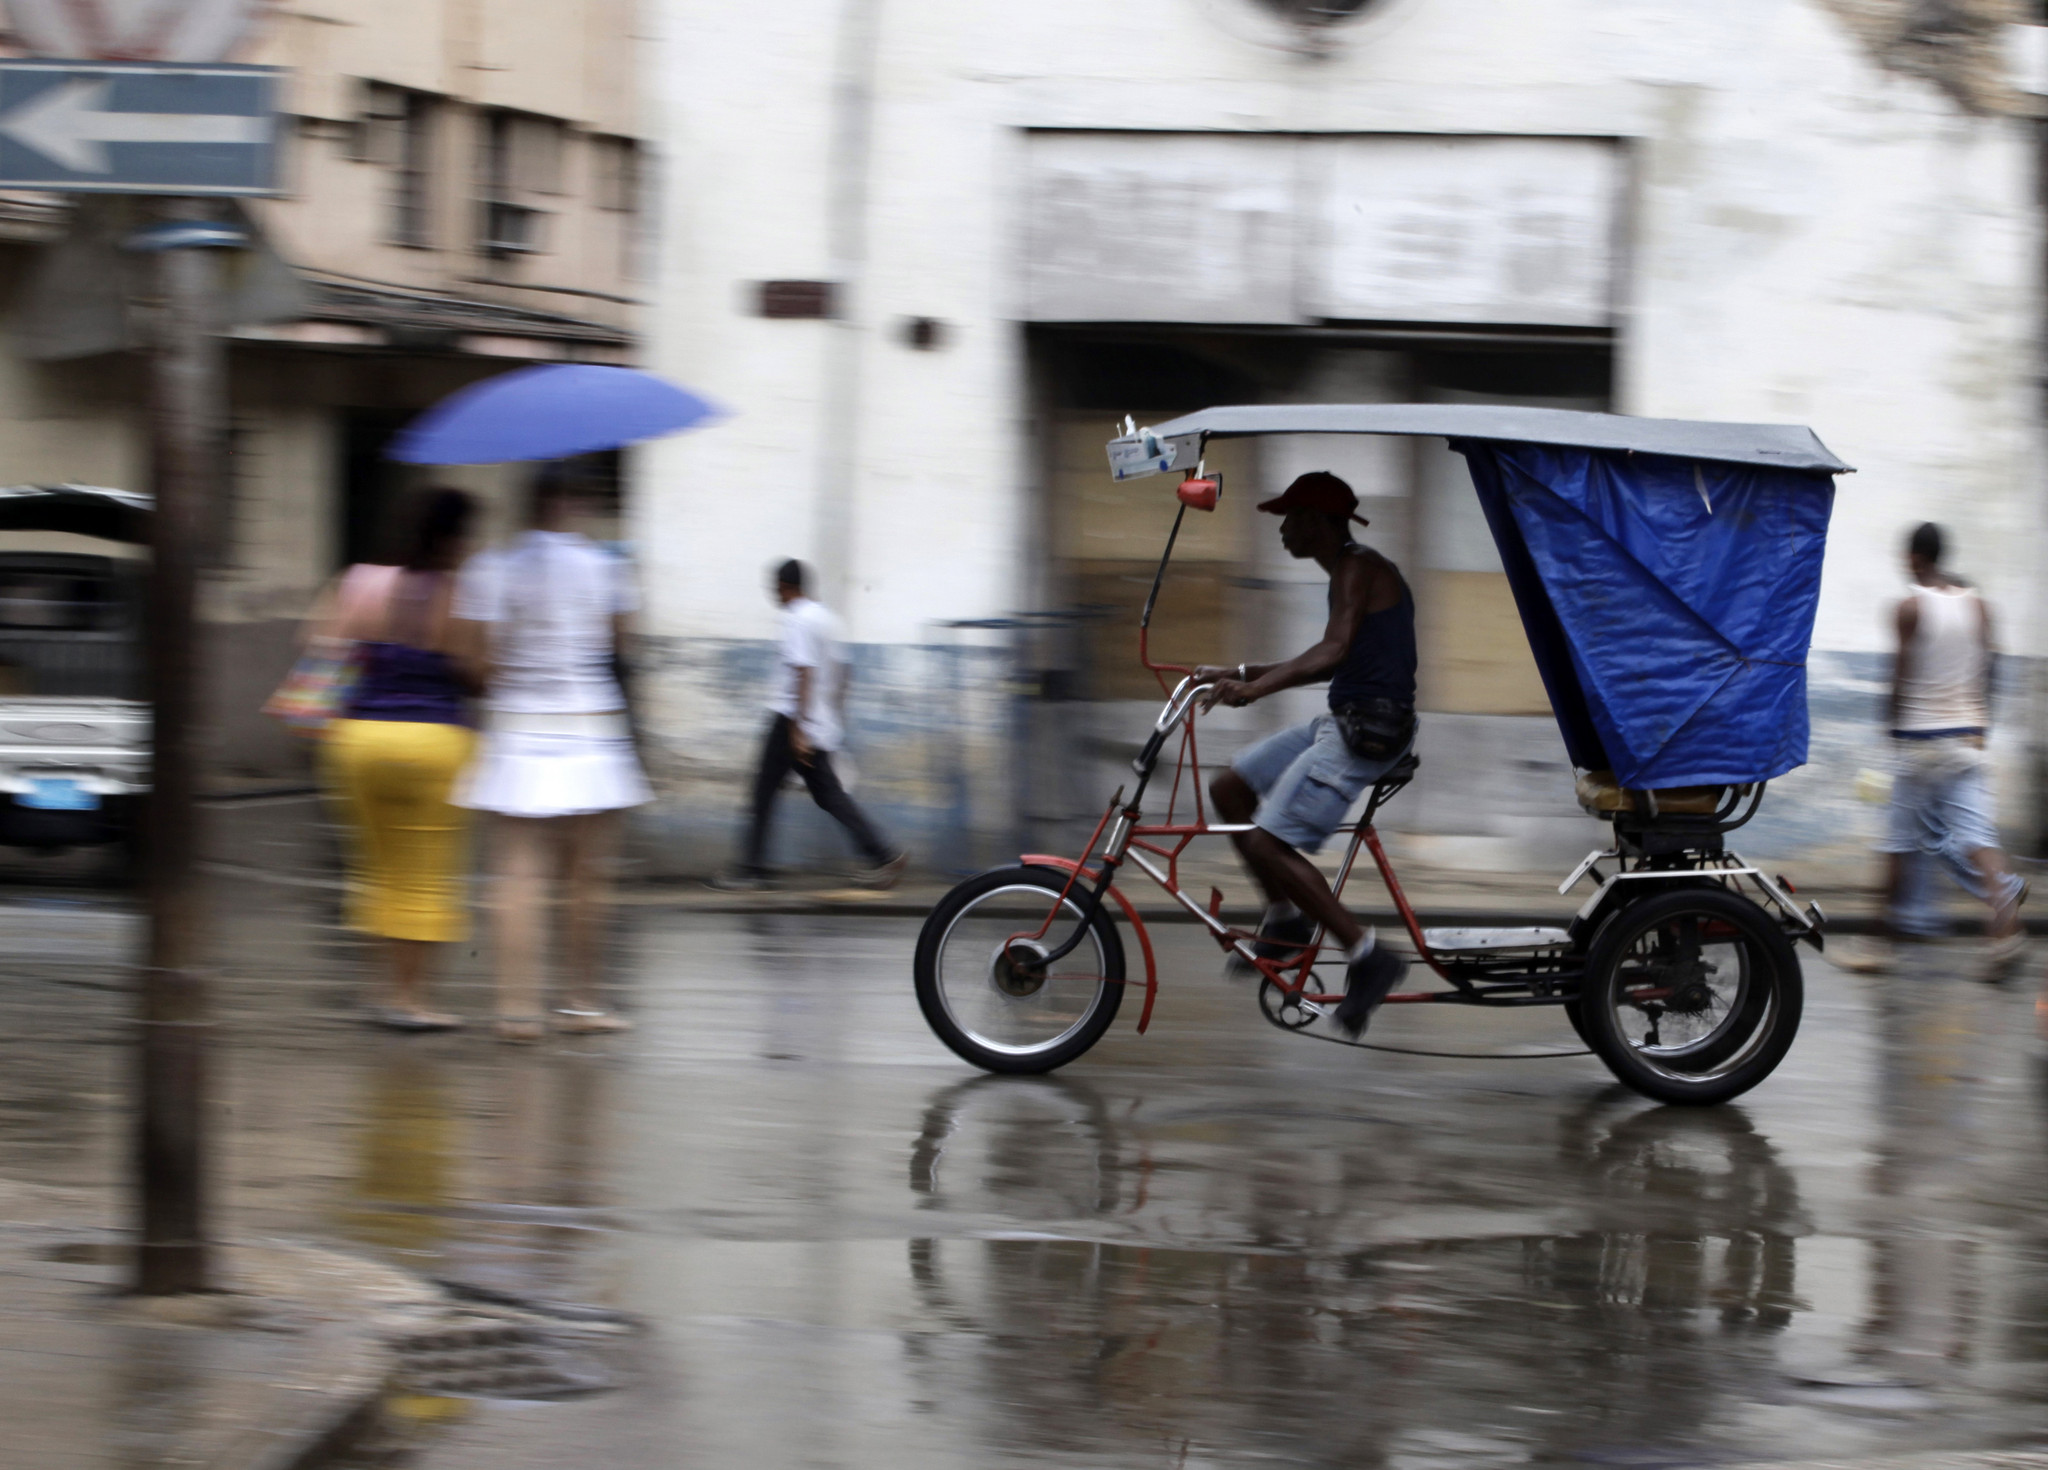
[1878,736,2000,858]
[1231,714,1409,853]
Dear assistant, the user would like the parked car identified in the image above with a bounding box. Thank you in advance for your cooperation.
[0,485,149,859]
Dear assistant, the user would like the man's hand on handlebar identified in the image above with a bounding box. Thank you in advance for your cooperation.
[1193,665,1257,712]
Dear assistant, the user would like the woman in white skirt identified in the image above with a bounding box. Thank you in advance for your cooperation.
[454,473,651,1041]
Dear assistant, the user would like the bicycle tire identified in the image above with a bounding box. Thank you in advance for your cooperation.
[914,865,1126,1075]
[1580,887,1803,1106]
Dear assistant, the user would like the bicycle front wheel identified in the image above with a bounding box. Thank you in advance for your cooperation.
[914,865,1126,1074]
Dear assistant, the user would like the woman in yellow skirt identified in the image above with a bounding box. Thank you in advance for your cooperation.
[312,489,484,1029]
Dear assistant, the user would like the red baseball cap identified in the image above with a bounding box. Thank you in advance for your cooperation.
[1257,471,1368,526]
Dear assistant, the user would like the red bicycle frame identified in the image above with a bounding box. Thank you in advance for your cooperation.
[1013,670,1453,1036]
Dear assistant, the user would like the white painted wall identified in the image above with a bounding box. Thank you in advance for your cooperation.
[639,0,2045,862]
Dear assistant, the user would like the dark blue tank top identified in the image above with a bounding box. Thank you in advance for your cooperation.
[341,569,469,725]
[1326,557,1417,710]
[347,642,470,726]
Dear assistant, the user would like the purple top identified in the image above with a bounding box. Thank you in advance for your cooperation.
[346,641,470,726]
[340,567,469,725]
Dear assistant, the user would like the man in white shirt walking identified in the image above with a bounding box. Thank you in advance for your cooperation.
[714,560,907,890]
[1840,523,2026,977]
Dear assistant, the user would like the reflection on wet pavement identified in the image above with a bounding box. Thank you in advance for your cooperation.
[6,878,2048,1466]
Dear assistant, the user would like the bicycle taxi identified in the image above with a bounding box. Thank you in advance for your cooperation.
[914,404,1846,1105]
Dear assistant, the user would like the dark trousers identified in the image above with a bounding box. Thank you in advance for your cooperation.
[742,714,893,873]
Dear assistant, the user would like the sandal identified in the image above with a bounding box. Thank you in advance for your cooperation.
[368,1006,463,1032]
[494,1015,546,1044]
[553,1007,633,1035]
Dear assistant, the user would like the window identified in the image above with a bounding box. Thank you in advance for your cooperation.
[592,135,639,212]
[353,82,437,248]
[392,93,436,247]
[477,110,564,256]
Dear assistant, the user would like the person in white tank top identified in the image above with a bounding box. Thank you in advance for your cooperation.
[1893,580,1988,737]
[1839,523,2025,977]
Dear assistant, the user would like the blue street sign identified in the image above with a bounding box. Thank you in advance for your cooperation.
[0,60,279,195]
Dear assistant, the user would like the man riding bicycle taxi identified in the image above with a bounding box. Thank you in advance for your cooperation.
[1195,471,1417,1038]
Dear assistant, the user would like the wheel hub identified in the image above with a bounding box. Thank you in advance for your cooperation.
[1656,956,1717,1014]
[993,941,1050,997]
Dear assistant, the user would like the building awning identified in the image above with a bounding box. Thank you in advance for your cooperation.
[231,271,635,363]
[11,199,637,364]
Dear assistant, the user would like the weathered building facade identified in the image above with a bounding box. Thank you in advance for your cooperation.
[654,0,2043,875]
[0,0,645,780]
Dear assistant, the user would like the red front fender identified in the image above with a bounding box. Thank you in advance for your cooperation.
[1020,854,1161,1035]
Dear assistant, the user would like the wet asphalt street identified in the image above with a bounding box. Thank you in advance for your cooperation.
[5,854,2048,1468]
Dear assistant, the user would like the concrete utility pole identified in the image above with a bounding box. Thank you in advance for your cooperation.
[136,196,225,1295]
[1,0,275,1299]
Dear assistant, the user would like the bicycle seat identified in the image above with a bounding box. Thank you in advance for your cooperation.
[1380,752,1420,784]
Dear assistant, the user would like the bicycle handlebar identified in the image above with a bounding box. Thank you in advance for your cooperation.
[1132,676,1217,780]
[1153,674,1214,733]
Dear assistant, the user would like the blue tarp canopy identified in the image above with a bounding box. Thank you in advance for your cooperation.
[1110,405,1846,791]
[1455,441,1836,790]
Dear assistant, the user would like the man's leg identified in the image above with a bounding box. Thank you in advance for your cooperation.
[1232,826,1364,951]
[1211,748,1366,951]
[1840,758,1925,973]
[741,716,797,875]
[1210,769,1281,906]
[1211,769,1310,973]
[1214,721,1405,1035]
[796,748,897,867]
[1925,756,2024,944]
[1210,721,1319,914]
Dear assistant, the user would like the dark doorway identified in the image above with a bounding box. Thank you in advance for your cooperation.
[337,410,416,569]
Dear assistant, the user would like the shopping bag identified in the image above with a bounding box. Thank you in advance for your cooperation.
[262,564,398,737]
[262,637,361,736]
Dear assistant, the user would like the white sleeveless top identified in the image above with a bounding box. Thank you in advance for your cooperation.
[1895,584,1986,734]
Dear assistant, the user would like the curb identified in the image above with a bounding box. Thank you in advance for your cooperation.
[197,856,2048,942]
[194,1240,446,1470]
[0,1190,444,1470]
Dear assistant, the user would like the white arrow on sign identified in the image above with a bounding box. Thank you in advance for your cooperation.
[0,77,266,173]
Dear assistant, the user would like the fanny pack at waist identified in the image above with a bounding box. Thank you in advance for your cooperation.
[1331,698,1416,762]
[483,710,631,738]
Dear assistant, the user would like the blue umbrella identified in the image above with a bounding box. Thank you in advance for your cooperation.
[386,364,722,465]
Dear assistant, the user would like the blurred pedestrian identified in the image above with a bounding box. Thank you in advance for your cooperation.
[454,470,650,1042]
[1839,523,2026,978]
[710,559,907,891]
[313,487,484,1030]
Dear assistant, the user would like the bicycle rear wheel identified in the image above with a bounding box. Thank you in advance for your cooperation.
[1580,887,1802,1106]
[914,865,1125,1075]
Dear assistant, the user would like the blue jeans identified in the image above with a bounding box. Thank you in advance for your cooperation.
[1878,737,2019,936]
[1230,715,1409,854]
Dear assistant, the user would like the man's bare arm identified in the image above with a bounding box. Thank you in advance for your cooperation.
[1201,556,1381,711]
[1886,596,1917,730]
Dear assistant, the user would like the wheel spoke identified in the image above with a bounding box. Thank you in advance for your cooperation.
[932,885,1112,1057]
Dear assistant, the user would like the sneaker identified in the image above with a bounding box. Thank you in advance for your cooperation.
[1832,937,1896,975]
[856,852,910,890]
[1980,931,2027,984]
[705,871,768,892]
[1225,911,1314,980]
[1333,942,1407,1038]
